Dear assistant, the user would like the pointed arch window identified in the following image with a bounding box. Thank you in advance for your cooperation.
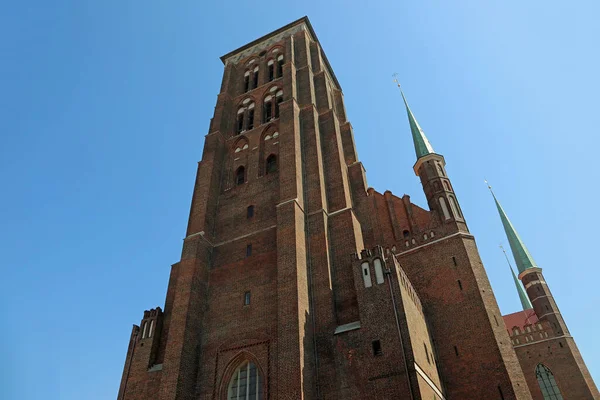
[267,60,275,82]
[236,166,246,186]
[439,197,451,220]
[276,55,284,77]
[228,360,263,400]
[535,364,563,399]
[265,154,278,175]
[243,71,251,93]
[252,66,259,89]
[237,103,255,134]
[449,195,462,219]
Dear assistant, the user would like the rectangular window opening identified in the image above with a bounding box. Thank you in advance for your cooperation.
[372,340,382,356]
[246,244,252,257]
[458,280,463,291]
[244,291,251,305]
[424,343,431,364]
[247,205,254,219]
[452,256,457,266]
[454,345,459,356]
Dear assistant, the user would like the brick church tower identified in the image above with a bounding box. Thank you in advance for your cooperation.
[117,17,596,400]
[490,189,599,399]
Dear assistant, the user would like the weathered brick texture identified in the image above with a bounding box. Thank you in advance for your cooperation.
[117,16,597,400]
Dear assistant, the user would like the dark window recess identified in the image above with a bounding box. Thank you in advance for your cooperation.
[454,346,459,356]
[266,154,278,174]
[246,244,252,257]
[498,385,505,400]
[545,304,550,311]
[424,343,430,364]
[268,64,274,81]
[263,102,273,123]
[247,109,254,130]
[458,280,463,291]
[364,269,369,276]
[277,58,283,77]
[244,75,250,92]
[452,256,457,266]
[372,340,382,356]
[275,95,282,118]
[403,230,410,238]
[494,315,499,326]
[247,205,254,219]
[244,291,251,305]
[235,167,245,185]
[559,342,563,348]
[237,113,244,133]
[252,71,258,88]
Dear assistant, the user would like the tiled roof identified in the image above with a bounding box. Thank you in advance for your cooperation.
[502,309,539,331]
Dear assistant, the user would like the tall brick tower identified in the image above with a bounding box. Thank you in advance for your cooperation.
[117,17,595,400]
[491,189,599,399]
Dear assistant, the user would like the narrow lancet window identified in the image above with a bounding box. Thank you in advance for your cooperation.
[536,364,564,400]
[439,197,451,220]
[228,361,263,400]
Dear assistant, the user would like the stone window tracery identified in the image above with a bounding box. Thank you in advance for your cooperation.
[228,360,263,400]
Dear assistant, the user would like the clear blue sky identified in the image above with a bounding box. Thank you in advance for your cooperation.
[2,1,598,399]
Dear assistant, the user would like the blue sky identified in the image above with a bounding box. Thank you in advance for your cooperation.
[2,1,598,399]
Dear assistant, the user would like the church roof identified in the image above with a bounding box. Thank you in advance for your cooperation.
[502,309,539,331]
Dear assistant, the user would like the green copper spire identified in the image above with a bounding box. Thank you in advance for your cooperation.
[487,182,538,274]
[394,79,435,159]
[502,245,533,310]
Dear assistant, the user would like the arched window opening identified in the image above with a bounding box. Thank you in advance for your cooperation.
[141,321,147,339]
[276,55,284,77]
[403,230,410,238]
[148,320,154,338]
[275,90,283,118]
[244,71,250,93]
[237,103,255,134]
[439,197,451,220]
[236,167,246,186]
[267,60,274,82]
[536,364,563,399]
[252,66,259,89]
[373,258,384,284]
[265,154,278,175]
[361,262,372,288]
[437,163,445,176]
[263,89,283,122]
[448,195,461,219]
[263,95,273,123]
[228,360,263,400]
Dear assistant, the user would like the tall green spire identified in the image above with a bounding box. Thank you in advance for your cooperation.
[502,245,533,310]
[487,183,538,274]
[394,80,435,159]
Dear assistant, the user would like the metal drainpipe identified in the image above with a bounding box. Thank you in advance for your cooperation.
[385,266,416,400]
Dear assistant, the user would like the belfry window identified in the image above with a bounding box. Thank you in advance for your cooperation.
[535,364,563,400]
[276,55,284,77]
[263,89,283,123]
[227,361,263,400]
[236,166,246,185]
[267,60,274,82]
[237,102,255,134]
[252,66,259,89]
[265,154,278,175]
[244,71,250,92]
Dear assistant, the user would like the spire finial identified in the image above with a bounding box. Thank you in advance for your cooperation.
[500,244,533,311]
[487,183,538,274]
[393,75,435,159]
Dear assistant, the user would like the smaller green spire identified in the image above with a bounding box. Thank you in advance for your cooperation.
[502,245,533,310]
[394,80,435,159]
[487,182,538,274]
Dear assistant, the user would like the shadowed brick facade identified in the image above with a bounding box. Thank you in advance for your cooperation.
[117,17,597,400]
